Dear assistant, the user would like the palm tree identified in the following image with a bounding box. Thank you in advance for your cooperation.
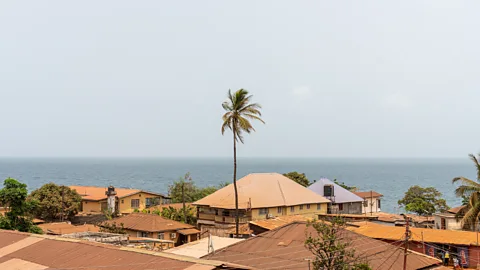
[452,153,480,229]
[221,89,264,237]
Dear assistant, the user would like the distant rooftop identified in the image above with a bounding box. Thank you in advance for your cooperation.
[69,185,169,201]
[165,236,244,258]
[354,190,383,198]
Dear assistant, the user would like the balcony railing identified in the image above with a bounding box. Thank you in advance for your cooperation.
[214,215,249,224]
[198,213,215,220]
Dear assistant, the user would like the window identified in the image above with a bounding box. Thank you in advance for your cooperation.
[158,233,164,240]
[290,206,295,212]
[121,200,124,204]
[131,199,140,208]
[306,204,310,209]
[170,233,176,239]
[377,199,381,209]
[338,204,344,211]
[363,200,368,207]
[137,231,148,238]
[259,208,268,215]
[317,203,321,210]
[324,185,334,197]
[300,205,304,210]
[277,207,282,214]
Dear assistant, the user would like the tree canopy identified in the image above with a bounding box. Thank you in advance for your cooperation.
[168,173,227,203]
[0,178,42,234]
[28,183,82,221]
[333,179,357,192]
[398,185,449,216]
[283,172,310,187]
[305,217,371,270]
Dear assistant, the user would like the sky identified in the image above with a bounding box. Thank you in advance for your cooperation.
[1,1,479,158]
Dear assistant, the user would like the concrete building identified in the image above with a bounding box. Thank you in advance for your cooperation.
[433,206,465,230]
[70,185,171,214]
[193,173,330,237]
[308,178,364,214]
[354,190,383,214]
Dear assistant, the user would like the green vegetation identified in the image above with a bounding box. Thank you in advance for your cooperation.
[168,173,226,203]
[221,89,264,237]
[333,179,357,192]
[136,205,197,225]
[305,217,371,270]
[28,183,82,221]
[452,153,480,229]
[283,171,310,187]
[99,222,126,234]
[398,185,448,216]
[0,178,42,234]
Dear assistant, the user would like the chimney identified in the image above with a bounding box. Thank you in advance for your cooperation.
[105,186,117,213]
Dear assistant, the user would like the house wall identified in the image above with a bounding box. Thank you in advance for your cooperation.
[433,215,463,230]
[125,229,184,246]
[329,202,363,214]
[82,201,101,212]
[360,197,381,214]
[252,203,328,220]
[118,193,164,214]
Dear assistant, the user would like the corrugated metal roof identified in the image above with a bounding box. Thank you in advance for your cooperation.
[309,178,364,203]
[0,230,253,270]
[38,222,99,235]
[354,191,383,198]
[348,222,480,246]
[165,236,244,258]
[178,228,201,235]
[70,185,169,201]
[204,221,441,270]
[103,213,193,232]
[193,173,330,209]
[249,215,311,230]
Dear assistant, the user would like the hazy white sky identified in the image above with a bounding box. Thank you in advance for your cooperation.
[1,1,479,158]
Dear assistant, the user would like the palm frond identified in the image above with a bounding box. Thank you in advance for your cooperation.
[237,116,254,133]
[454,185,480,198]
[243,113,265,124]
[452,177,480,188]
[469,153,480,181]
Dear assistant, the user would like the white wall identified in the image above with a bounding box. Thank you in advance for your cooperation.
[434,215,463,230]
[361,197,381,214]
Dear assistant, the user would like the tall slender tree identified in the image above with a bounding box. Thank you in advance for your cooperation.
[452,153,480,229]
[221,89,264,237]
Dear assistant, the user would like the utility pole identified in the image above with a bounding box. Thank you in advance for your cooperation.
[182,181,187,224]
[304,258,311,270]
[402,214,411,270]
[370,190,373,216]
[421,231,425,254]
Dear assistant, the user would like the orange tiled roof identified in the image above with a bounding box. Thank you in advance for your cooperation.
[348,222,480,246]
[249,215,311,230]
[69,185,168,201]
[193,173,330,209]
[103,213,193,233]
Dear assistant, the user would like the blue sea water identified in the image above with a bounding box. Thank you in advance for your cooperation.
[0,158,473,213]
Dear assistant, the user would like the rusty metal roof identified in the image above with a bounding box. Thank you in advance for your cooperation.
[204,221,441,270]
[38,222,99,235]
[193,173,330,209]
[0,229,253,270]
[348,221,480,246]
[353,191,383,198]
[103,213,193,232]
[249,215,311,230]
[178,228,201,235]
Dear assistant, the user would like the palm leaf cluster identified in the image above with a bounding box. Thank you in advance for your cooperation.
[452,154,480,229]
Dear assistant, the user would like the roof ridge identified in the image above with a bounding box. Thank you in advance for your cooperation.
[277,178,287,205]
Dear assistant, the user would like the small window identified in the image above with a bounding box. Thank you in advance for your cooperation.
[121,200,124,204]
[363,200,368,207]
[138,231,148,238]
[259,208,268,215]
[131,199,140,208]
[158,233,164,240]
[306,204,310,209]
[170,233,176,239]
[317,203,321,210]
[290,206,295,212]
[339,204,344,211]
[377,199,381,209]
[300,205,304,210]
[277,207,282,214]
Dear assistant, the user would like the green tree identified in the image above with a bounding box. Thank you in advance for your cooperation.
[159,205,197,225]
[283,172,310,187]
[452,153,480,229]
[398,185,449,216]
[333,179,357,192]
[28,183,82,221]
[221,89,264,237]
[168,174,224,203]
[0,178,42,233]
[305,217,371,270]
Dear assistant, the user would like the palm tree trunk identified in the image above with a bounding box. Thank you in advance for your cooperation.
[233,127,239,238]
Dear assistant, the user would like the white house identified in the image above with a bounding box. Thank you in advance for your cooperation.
[433,206,464,230]
[353,191,383,214]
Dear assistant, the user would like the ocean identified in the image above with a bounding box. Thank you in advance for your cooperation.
[0,158,473,213]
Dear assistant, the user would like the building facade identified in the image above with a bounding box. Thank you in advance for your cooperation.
[308,178,364,214]
[354,191,383,214]
[193,173,330,237]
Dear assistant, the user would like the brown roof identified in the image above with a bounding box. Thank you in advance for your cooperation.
[69,185,168,201]
[0,230,252,270]
[204,221,441,270]
[103,213,193,232]
[347,222,480,246]
[376,212,432,224]
[353,191,383,198]
[249,215,311,230]
[193,173,330,209]
[178,228,201,235]
[447,205,465,214]
[38,222,99,235]
[226,224,253,235]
